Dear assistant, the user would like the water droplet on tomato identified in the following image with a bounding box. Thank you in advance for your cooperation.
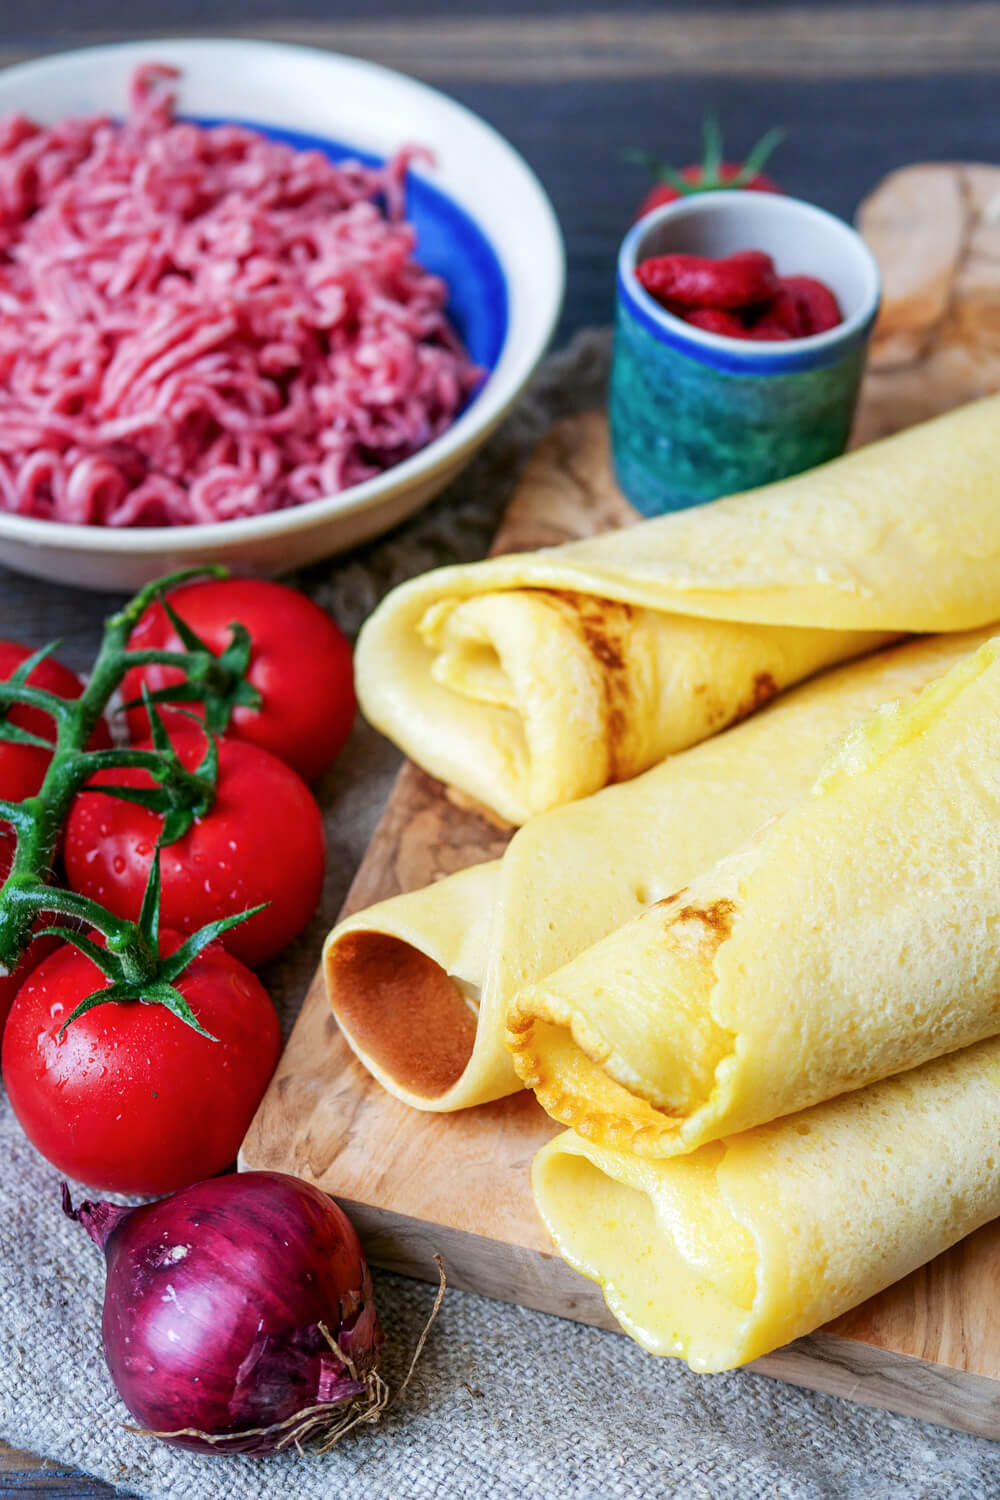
[112,855,126,875]
[136,841,152,857]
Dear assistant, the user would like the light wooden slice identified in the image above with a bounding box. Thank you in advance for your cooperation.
[242,162,1000,1438]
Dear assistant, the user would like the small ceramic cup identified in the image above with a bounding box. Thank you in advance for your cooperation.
[610,191,881,515]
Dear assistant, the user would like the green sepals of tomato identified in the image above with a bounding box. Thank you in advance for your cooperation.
[632,119,784,222]
[1,930,281,1194]
[63,729,325,968]
[121,579,355,784]
[0,641,111,880]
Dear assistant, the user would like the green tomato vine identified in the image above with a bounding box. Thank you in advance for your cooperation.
[0,566,261,1034]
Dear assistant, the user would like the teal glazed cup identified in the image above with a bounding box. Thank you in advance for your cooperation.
[610,191,881,515]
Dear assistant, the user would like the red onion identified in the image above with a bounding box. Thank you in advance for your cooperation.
[64,1171,384,1455]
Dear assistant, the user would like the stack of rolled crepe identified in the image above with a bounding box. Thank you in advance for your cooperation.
[356,394,1000,824]
[517,637,1000,1370]
[326,629,995,1113]
[327,395,1000,1373]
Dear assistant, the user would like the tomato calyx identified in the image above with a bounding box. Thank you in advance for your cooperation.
[82,688,218,847]
[628,116,785,197]
[122,594,263,738]
[33,851,264,1039]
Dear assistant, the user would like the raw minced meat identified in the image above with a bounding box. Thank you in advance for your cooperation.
[0,64,482,527]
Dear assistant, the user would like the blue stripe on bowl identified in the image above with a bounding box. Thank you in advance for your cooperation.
[180,118,509,377]
[616,267,877,376]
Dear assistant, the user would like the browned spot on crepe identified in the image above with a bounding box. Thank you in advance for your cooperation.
[673,898,737,943]
[650,893,737,957]
[656,887,689,910]
[326,931,477,1099]
[734,670,779,724]
[546,589,635,782]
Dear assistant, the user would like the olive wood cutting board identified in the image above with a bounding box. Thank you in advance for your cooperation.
[241,162,1000,1438]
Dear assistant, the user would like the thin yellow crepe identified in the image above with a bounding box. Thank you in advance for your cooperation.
[357,395,1000,823]
[532,1037,1000,1372]
[325,629,993,1112]
[509,636,1000,1154]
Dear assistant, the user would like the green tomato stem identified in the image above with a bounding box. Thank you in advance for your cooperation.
[0,567,226,977]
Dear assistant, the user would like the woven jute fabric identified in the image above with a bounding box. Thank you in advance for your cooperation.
[1,331,999,1499]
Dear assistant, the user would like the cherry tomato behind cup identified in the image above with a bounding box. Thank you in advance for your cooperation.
[637,162,781,220]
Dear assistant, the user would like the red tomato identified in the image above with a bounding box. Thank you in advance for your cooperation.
[0,641,111,880]
[2,931,281,1194]
[63,729,324,968]
[122,579,355,783]
[0,932,60,1037]
[636,163,781,220]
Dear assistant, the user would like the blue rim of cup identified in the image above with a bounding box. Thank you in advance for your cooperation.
[617,192,881,376]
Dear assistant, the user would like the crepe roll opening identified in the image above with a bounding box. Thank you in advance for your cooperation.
[416,591,893,823]
[326,930,478,1101]
[507,863,750,1153]
[533,1135,757,1369]
[420,591,621,817]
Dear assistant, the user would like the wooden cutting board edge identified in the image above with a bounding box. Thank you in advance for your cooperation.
[241,160,1000,1439]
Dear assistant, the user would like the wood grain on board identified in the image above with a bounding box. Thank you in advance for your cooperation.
[245,160,1000,1439]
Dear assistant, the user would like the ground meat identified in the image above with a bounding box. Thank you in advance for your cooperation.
[0,64,482,527]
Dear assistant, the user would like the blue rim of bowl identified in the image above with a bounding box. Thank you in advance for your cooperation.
[617,193,880,376]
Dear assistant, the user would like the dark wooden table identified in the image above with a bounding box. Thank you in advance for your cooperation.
[2,0,1000,1492]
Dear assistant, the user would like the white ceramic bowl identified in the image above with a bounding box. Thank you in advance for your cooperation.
[0,39,565,591]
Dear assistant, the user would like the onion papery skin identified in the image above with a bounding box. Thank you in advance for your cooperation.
[73,1171,382,1455]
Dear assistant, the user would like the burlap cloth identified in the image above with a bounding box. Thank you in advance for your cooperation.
[1,331,999,1500]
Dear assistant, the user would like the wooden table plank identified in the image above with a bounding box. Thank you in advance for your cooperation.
[6,5,1000,78]
[0,1449,116,1496]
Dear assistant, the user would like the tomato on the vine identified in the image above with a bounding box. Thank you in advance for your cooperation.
[0,642,111,1031]
[2,932,281,1194]
[122,579,355,783]
[63,729,325,968]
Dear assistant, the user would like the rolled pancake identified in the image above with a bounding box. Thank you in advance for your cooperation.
[357,395,1000,823]
[325,629,993,1111]
[509,636,1000,1153]
[532,1037,1000,1372]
